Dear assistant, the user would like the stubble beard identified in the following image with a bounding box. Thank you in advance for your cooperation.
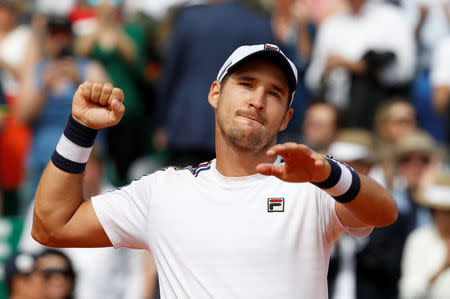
[217,116,277,153]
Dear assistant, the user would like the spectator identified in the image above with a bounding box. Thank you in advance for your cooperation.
[0,80,5,131]
[0,82,5,214]
[402,0,449,145]
[0,0,40,208]
[305,0,415,129]
[390,130,438,234]
[301,101,341,153]
[156,0,275,167]
[271,0,313,131]
[430,34,450,144]
[4,252,46,299]
[75,0,148,185]
[400,172,450,299]
[17,15,108,213]
[371,98,417,189]
[401,0,449,71]
[35,249,76,299]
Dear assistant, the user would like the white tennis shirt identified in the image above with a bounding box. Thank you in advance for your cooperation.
[91,156,372,299]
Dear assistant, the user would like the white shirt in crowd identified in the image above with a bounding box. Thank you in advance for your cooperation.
[400,225,450,299]
[33,0,76,16]
[401,0,450,70]
[305,1,416,108]
[123,0,205,19]
[91,157,373,299]
[0,25,33,97]
[431,35,450,88]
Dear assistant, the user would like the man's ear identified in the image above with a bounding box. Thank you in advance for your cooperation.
[208,81,221,109]
[279,108,294,132]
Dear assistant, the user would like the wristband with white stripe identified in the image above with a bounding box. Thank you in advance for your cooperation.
[312,156,361,204]
[51,115,98,173]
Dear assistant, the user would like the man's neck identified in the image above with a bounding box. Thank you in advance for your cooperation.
[215,135,276,177]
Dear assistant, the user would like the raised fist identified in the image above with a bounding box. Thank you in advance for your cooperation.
[72,81,125,129]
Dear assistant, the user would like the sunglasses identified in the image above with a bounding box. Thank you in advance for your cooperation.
[398,154,430,165]
[87,0,122,6]
[40,268,74,279]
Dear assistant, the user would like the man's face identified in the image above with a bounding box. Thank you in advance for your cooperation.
[14,271,46,299]
[36,254,73,299]
[397,151,431,189]
[302,103,337,151]
[209,58,293,153]
[382,102,416,143]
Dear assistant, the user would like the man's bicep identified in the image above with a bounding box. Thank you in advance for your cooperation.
[60,200,112,247]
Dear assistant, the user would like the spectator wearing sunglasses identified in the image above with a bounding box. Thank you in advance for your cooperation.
[4,252,46,299]
[391,130,442,235]
[35,249,76,299]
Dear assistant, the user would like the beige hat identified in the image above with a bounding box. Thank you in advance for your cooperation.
[416,172,450,211]
[395,130,437,160]
[328,128,376,163]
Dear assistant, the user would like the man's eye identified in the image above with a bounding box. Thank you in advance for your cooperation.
[239,82,252,88]
[269,91,280,98]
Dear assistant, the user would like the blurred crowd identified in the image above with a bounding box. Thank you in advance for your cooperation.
[0,0,449,298]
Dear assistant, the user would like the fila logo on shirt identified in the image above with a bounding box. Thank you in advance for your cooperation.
[267,198,284,212]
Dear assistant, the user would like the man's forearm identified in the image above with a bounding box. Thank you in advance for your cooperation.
[340,174,398,227]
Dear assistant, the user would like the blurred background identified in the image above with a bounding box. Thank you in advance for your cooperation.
[0,0,449,298]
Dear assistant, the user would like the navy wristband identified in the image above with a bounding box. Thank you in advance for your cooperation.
[51,115,98,174]
[313,156,361,204]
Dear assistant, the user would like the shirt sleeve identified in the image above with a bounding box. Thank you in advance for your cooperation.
[91,174,156,249]
[316,187,373,243]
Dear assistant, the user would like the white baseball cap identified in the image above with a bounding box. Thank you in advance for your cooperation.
[217,44,298,104]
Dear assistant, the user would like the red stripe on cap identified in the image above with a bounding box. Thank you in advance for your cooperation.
[269,199,283,203]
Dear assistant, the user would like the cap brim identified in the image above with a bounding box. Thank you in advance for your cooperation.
[227,50,297,93]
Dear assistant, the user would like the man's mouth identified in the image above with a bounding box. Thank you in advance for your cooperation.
[238,113,264,125]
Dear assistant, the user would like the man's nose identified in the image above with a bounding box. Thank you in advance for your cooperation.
[248,88,265,111]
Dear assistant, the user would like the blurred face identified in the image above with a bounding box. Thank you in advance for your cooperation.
[397,151,431,189]
[15,271,46,299]
[36,254,74,299]
[89,0,122,23]
[0,5,14,31]
[209,58,293,153]
[46,29,73,58]
[302,103,337,151]
[381,102,416,143]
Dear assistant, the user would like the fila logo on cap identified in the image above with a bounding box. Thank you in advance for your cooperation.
[268,198,284,212]
[264,44,280,51]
